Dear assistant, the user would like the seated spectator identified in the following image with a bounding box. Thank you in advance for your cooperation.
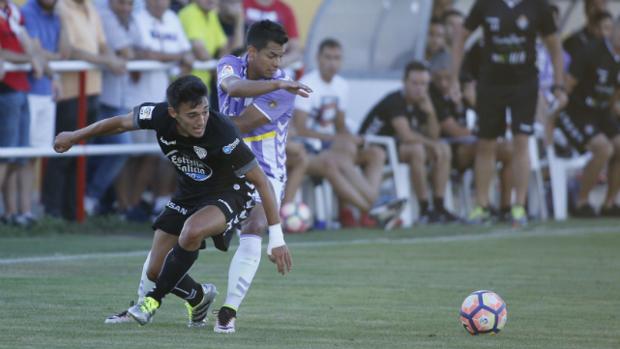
[441,8,464,47]
[0,0,46,226]
[429,58,513,221]
[242,0,301,67]
[359,61,457,224]
[432,0,453,19]
[555,20,620,217]
[293,38,395,228]
[563,0,610,60]
[43,0,125,221]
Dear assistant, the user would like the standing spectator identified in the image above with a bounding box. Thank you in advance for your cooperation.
[0,0,45,226]
[21,0,70,220]
[359,61,456,224]
[441,9,464,47]
[426,19,450,69]
[452,0,567,226]
[242,0,301,67]
[555,20,620,217]
[218,0,244,53]
[86,0,141,215]
[294,38,397,228]
[432,0,454,19]
[563,0,610,61]
[42,0,126,220]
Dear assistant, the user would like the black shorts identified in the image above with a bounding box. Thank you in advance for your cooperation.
[152,188,255,252]
[557,110,620,154]
[476,79,538,139]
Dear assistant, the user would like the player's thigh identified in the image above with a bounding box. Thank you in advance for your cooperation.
[147,229,179,277]
[398,142,426,163]
[476,83,509,140]
[240,202,267,235]
[508,79,538,136]
[182,205,228,239]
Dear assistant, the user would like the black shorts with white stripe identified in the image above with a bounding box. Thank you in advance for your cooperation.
[152,182,256,251]
[557,110,620,154]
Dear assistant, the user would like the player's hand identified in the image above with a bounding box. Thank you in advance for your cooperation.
[268,245,292,275]
[54,131,75,153]
[553,89,568,110]
[278,80,312,98]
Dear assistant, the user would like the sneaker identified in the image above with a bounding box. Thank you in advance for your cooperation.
[339,207,358,228]
[436,207,460,223]
[104,301,135,324]
[600,205,620,217]
[185,283,218,328]
[359,212,378,228]
[511,205,528,227]
[214,306,237,334]
[467,206,491,225]
[370,198,407,230]
[572,204,598,218]
[127,296,159,325]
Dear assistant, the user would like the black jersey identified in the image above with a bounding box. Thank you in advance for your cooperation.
[429,84,469,137]
[567,39,620,116]
[464,0,556,85]
[358,90,428,138]
[563,27,596,61]
[133,102,258,197]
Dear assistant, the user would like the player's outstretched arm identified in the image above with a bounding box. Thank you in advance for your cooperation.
[53,112,137,153]
[221,75,311,98]
[244,165,292,275]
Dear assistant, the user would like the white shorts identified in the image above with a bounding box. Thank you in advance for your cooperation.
[251,175,285,208]
[27,94,56,147]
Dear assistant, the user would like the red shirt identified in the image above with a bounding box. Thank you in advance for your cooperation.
[243,0,299,39]
[0,2,29,92]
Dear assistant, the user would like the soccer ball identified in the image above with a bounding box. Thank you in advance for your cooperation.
[459,290,507,335]
[280,202,312,233]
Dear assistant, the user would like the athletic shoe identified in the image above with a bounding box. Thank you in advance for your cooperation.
[214,306,237,334]
[339,207,358,228]
[572,204,598,218]
[104,301,135,324]
[467,206,491,225]
[600,205,620,217]
[185,283,218,328]
[127,296,159,325]
[370,198,407,230]
[436,207,460,223]
[511,205,528,227]
[359,212,378,228]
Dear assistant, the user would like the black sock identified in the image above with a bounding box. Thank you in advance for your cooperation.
[433,197,444,211]
[171,275,204,307]
[420,200,429,214]
[147,243,199,303]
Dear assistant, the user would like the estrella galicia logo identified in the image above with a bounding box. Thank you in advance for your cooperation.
[168,150,212,181]
[223,138,240,154]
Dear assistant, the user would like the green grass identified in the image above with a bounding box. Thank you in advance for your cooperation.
[1,221,619,349]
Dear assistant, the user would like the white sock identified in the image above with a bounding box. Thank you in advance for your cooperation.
[137,252,155,303]
[223,234,262,311]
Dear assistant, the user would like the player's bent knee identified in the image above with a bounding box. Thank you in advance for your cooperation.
[591,138,614,160]
[179,223,207,248]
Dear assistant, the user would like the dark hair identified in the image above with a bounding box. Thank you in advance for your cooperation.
[166,75,208,111]
[441,8,464,22]
[246,20,288,51]
[592,10,613,24]
[403,61,429,80]
[430,17,445,27]
[318,37,341,54]
[549,4,560,17]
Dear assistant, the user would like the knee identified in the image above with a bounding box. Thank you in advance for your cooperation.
[366,146,386,163]
[242,218,267,235]
[591,139,614,160]
[409,144,426,165]
[179,221,205,247]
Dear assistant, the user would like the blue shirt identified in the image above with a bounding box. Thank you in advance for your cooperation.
[21,0,61,95]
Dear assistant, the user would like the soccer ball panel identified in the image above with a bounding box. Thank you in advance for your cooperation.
[280,202,313,233]
[472,308,496,332]
[460,294,480,315]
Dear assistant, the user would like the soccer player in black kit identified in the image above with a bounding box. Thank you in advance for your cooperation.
[556,18,620,217]
[451,0,567,226]
[53,76,292,325]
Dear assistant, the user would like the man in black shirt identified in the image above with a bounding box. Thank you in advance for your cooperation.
[359,61,456,223]
[430,62,514,221]
[563,0,610,61]
[556,20,620,217]
[53,76,292,326]
[452,0,567,226]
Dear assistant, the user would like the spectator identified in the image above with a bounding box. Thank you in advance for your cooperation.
[42,0,126,220]
[441,8,464,47]
[117,0,193,220]
[293,38,391,228]
[432,0,453,19]
[87,0,141,215]
[429,58,513,221]
[426,18,450,70]
[555,19,620,217]
[359,61,456,224]
[21,0,70,219]
[218,0,244,53]
[242,0,301,67]
[0,0,46,226]
[563,0,610,60]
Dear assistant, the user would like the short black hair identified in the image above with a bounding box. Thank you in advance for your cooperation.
[549,4,560,17]
[403,61,429,80]
[441,8,464,22]
[430,17,445,27]
[318,38,341,54]
[166,75,208,111]
[246,20,288,51]
[592,10,613,24]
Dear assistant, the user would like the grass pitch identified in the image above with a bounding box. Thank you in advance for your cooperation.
[0,220,619,349]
